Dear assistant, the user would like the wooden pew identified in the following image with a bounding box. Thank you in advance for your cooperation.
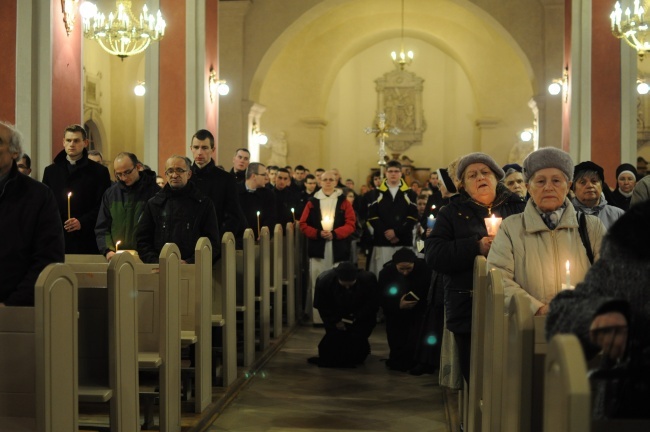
[137,243,182,432]
[294,221,305,320]
[0,263,78,432]
[217,232,238,387]
[65,254,107,264]
[67,252,140,431]
[269,224,284,338]
[256,227,272,350]
[481,268,507,432]
[284,222,296,327]
[467,255,488,432]
[236,229,256,367]
[179,238,212,413]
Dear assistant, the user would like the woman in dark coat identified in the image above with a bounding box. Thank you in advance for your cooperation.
[425,152,525,383]
[609,163,637,211]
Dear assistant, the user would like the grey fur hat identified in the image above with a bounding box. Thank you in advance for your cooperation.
[522,147,574,182]
[456,152,505,181]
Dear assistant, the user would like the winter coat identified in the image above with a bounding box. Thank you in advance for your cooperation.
[299,189,356,262]
[237,183,276,239]
[136,182,220,264]
[274,186,300,227]
[42,148,111,254]
[631,175,650,207]
[488,198,606,316]
[610,188,633,211]
[0,161,65,305]
[571,193,624,230]
[424,184,526,334]
[367,179,419,247]
[95,170,161,255]
[190,160,246,236]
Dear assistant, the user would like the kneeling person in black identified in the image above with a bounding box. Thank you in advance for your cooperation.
[310,262,378,367]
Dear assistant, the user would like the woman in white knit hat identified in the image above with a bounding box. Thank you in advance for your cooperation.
[488,147,607,318]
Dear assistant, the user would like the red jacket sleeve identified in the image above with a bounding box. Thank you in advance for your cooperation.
[333,200,356,240]
[299,201,319,239]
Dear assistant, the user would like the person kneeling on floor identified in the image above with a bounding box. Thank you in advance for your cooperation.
[309,262,378,367]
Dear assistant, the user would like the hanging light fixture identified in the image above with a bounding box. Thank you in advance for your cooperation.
[611,1,650,59]
[390,0,414,70]
[80,1,166,59]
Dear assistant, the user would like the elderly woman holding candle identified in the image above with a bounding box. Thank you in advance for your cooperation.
[425,152,525,383]
[488,148,607,319]
[300,170,357,323]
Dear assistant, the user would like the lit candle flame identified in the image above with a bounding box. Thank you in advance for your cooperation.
[115,240,121,252]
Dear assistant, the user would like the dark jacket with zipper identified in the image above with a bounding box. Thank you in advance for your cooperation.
[0,161,65,305]
[136,182,220,264]
[424,184,525,333]
[367,179,419,247]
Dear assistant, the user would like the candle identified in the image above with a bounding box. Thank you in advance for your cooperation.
[256,211,261,237]
[67,192,72,220]
[321,215,334,231]
[485,213,502,237]
[565,260,571,289]
[291,207,296,223]
[115,240,121,252]
[427,214,436,229]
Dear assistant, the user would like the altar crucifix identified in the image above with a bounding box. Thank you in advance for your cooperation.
[364,112,400,176]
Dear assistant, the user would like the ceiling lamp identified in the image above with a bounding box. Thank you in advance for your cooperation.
[80,1,166,59]
[611,1,650,59]
[390,0,414,70]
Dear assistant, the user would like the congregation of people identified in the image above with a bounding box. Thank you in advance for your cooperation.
[2,118,650,419]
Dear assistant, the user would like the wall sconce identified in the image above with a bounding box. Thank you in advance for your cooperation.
[638,79,650,95]
[519,129,534,142]
[134,81,146,96]
[251,120,268,145]
[61,0,79,36]
[548,67,569,102]
[209,68,229,102]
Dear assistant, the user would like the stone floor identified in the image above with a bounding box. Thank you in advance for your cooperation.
[206,323,450,432]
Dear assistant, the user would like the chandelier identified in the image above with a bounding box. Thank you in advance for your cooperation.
[391,0,414,70]
[611,1,650,59]
[80,1,166,59]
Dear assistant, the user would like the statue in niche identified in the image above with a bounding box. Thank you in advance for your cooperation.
[266,131,288,167]
[372,69,426,152]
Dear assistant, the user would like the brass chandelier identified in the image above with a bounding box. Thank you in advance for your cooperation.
[611,1,650,59]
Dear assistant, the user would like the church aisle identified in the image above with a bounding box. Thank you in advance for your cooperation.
[208,323,448,432]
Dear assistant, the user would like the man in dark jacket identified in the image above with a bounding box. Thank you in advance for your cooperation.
[95,152,161,260]
[42,124,111,254]
[273,168,300,226]
[0,122,64,306]
[310,262,379,367]
[367,160,419,275]
[230,148,250,183]
[136,155,220,264]
[189,129,246,237]
[238,162,276,239]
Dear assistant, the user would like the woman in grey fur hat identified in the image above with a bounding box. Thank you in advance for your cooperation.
[425,152,525,383]
[488,147,607,317]
[546,199,650,419]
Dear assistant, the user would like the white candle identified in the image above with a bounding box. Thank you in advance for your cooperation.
[485,214,502,237]
[67,192,72,220]
[291,207,296,223]
[565,260,571,289]
[115,240,121,252]
[427,214,435,229]
[321,215,334,231]
[256,211,261,237]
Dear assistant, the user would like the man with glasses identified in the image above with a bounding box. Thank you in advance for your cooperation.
[42,124,111,254]
[95,152,161,260]
[238,162,276,239]
[136,155,220,264]
[189,129,246,238]
[367,160,419,276]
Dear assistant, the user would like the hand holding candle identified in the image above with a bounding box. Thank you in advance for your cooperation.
[485,213,502,237]
[321,215,334,231]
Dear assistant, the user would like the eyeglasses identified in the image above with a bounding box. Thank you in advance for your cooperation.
[165,168,189,176]
[114,167,136,179]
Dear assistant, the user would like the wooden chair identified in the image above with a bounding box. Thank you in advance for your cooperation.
[69,252,140,431]
[136,243,181,432]
[0,263,78,432]
[218,232,237,387]
[468,255,487,432]
[179,238,212,412]
[481,268,507,432]
[256,226,271,350]
[269,224,284,338]
[236,229,256,367]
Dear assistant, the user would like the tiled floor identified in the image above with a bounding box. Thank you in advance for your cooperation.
[207,323,449,432]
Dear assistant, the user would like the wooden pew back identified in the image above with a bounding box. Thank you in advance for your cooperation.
[270,224,284,338]
[0,263,78,432]
[238,229,256,366]
[285,222,296,327]
[220,232,237,387]
[468,255,487,432]
[257,226,271,350]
